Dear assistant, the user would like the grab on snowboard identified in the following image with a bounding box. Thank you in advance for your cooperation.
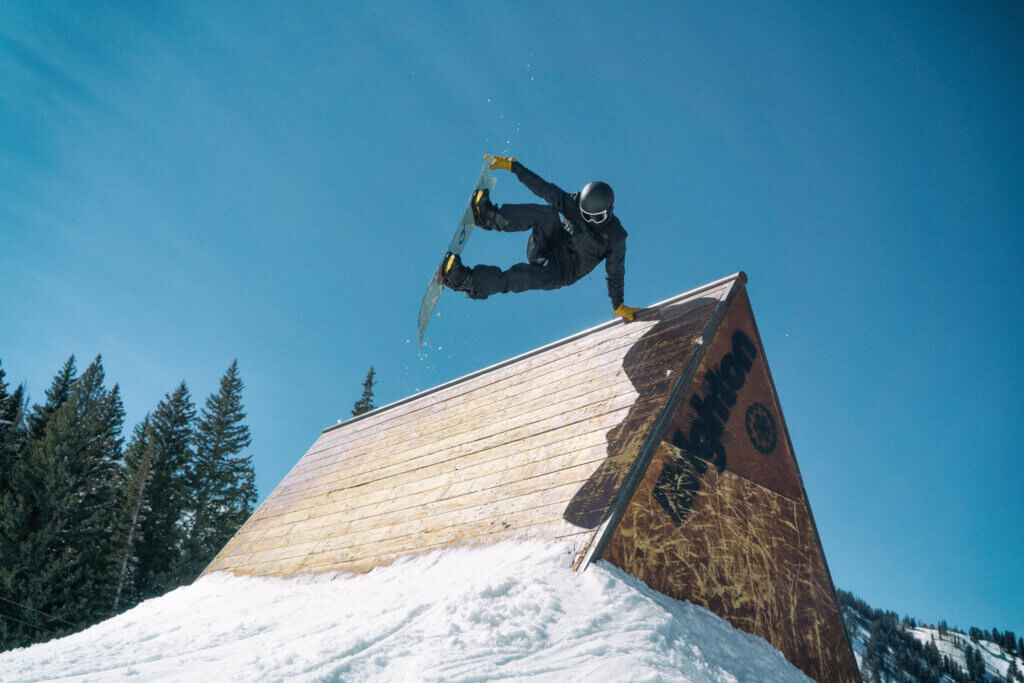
[416,157,497,348]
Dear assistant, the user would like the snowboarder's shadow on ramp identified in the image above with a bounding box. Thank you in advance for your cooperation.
[562,296,718,529]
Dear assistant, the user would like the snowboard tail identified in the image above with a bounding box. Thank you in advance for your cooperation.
[417,159,498,348]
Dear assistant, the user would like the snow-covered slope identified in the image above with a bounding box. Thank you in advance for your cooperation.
[0,541,808,682]
[842,592,1024,682]
[908,627,1024,681]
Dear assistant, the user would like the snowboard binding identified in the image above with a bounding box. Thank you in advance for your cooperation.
[471,188,496,229]
[439,252,474,293]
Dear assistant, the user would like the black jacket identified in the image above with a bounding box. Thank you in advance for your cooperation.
[511,161,628,308]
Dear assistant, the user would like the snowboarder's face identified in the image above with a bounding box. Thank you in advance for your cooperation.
[582,208,609,224]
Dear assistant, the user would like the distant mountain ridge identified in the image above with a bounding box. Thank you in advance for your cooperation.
[840,590,1023,682]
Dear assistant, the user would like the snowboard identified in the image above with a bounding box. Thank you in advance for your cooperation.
[417,157,498,348]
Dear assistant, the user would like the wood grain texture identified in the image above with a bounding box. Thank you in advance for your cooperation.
[601,291,859,683]
[203,285,729,577]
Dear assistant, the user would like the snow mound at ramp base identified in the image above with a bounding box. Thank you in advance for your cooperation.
[0,541,809,682]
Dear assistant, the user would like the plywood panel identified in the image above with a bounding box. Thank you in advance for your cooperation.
[600,289,859,683]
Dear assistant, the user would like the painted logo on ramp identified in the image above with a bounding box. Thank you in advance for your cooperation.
[745,402,777,454]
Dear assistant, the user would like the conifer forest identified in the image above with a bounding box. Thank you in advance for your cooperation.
[0,356,256,650]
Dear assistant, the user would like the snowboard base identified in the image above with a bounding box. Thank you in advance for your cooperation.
[417,158,498,348]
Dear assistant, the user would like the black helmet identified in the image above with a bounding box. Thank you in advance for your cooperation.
[580,181,614,223]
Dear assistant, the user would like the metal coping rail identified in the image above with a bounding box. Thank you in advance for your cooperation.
[323,271,747,434]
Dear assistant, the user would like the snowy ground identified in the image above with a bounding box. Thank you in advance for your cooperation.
[0,541,808,682]
[910,626,1024,681]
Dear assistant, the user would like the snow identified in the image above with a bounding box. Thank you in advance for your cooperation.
[0,541,808,682]
[844,603,1024,682]
[910,627,1024,680]
[846,619,870,669]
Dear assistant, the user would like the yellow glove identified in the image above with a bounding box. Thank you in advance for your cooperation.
[487,154,515,171]
[613,303,641,322]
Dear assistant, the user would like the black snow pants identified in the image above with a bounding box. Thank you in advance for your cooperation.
[470,203,572,299]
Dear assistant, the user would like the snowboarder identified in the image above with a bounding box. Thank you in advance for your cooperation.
[439,155,641,322]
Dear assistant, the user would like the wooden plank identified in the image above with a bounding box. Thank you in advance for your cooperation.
[310,491,618,565]
[217,461,635,571]
[215,522,597,577]
[241,390,668,539]
[233,412,655,554]
[218,495,617,576]
[241,427,624,538]
[263,357,684,507]
[218,445,638,558]
[254,370,676,516]
[223,358,684,565]
[288,338,681,483]
[304,293,719,460]
[304,328,650,461]
[293,302,713,471]
[319,277,739,444]
[246,339,696,536]
[277,367,635,490]
[217,445,640,559]
[311,295,717,453]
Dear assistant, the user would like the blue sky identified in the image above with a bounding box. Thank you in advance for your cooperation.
[2,2,1021,635]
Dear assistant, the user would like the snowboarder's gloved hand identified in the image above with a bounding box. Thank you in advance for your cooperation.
[613,303,641,322]
[487,155,516,171]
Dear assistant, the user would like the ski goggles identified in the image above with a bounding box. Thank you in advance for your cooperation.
[581,208,609,224]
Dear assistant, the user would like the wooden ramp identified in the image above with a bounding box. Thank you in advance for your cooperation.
[205,273,859,682]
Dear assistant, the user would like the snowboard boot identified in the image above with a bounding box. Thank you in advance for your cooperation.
[471,188,497,229]
[439,252,475,293]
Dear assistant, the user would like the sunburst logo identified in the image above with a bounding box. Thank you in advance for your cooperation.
[745,402,777,454]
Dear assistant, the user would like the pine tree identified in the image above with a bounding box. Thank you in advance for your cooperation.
[111,418,156,613]
[132,383,195,601]
[26,355,77,442]
[1,358,77,648]
[0,360,27,491]
[966,645,986,682]
[351,366,377,416]
[0,356,125,648]
[179,361,256,581]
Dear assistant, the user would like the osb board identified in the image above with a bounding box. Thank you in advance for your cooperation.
[601,290,859,683]
[205,283,734,577]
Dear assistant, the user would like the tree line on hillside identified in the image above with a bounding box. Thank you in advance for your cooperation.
[0,356,256,651]
[967,627,1024,660]
[840,590,1023,683]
